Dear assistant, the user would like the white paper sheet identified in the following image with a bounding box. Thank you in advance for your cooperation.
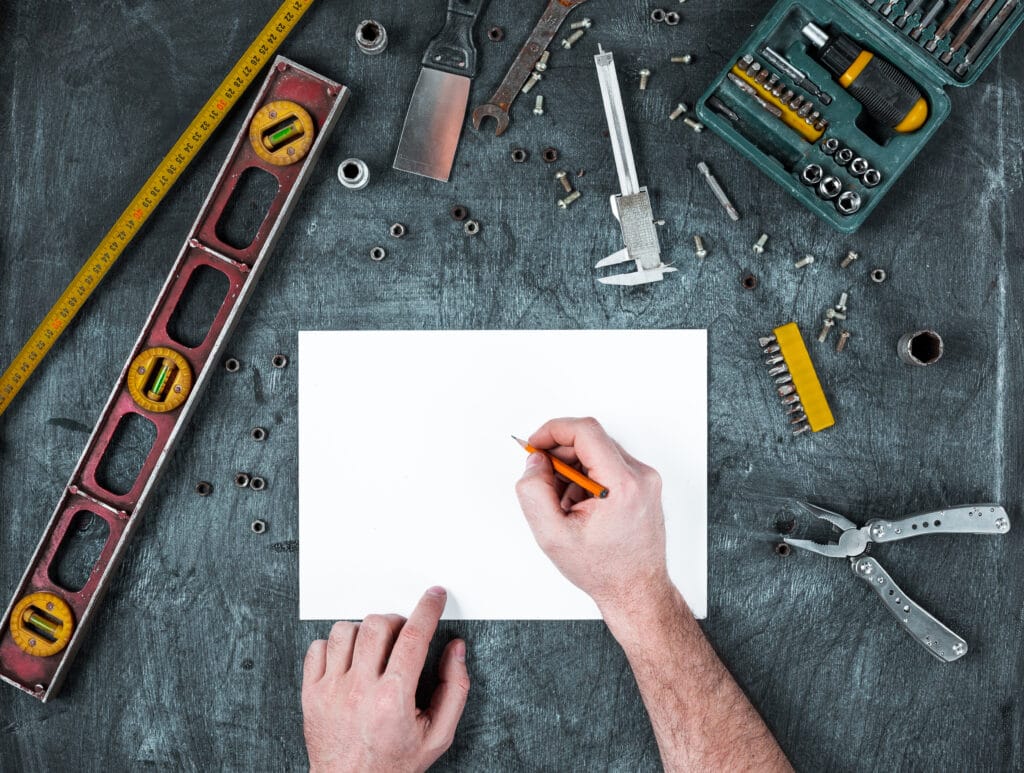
[298,329,707,620]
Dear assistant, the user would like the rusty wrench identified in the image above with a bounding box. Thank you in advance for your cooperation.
[472,0,589,136]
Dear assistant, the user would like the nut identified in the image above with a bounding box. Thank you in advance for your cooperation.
[510,147,529,163]
[272,354,289,369]
[250,427,267,442]
[464,219,480,235]
[665,11,680,25]
[224,357,241,373]
[250,476,267,491]
[450,205,469,222]
[251,519,267,534]
[370,246,387,261]
[337,158,370,190]
[487,26,504,42]
[195,481,213,497]
[741,273,758,290]
[542,147,559,163]
[389,223,407,239]
[234,473,251,489]
[871,268,888,284]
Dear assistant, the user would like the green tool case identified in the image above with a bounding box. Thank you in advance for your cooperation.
[696,0,1024,233]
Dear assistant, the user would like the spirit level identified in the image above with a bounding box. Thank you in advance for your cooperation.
[0,57,349,702]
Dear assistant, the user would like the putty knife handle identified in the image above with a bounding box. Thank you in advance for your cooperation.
[422,0,488,77]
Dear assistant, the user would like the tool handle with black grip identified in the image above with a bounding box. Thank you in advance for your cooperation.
[422,0,488,77]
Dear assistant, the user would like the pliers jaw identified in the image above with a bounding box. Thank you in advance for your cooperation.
[783,501,869,558]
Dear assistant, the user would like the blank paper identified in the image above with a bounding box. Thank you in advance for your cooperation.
[298,330,707,620]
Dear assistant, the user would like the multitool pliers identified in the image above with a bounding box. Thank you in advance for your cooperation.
[785,502,1011,662]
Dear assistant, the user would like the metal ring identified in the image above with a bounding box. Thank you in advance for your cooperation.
[664,11,680,24]
[510,147,528,163]
[234,472,251,488]
[650,8,666,22]
[389,223,407,239]
[272,354,289,369]
[224,357,241,373]
[487,26,504,42]
[871,268,888,284]
[542,147,559,163]
[370,246,387,261]
[250,476,266,491]
[195,481,213,496]
[450,205,468,221]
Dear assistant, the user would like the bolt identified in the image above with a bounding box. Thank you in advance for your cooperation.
[841,250,859,268]
[670,54,694,64]
[694,235,707,259]
[818,318,835,343]
[555,170,573,193]
[752,233,769,254]
[558,190,582,209]
[669,103,689,120]
[570,18,592,29]
[521,71,542,94]
[836,292,849,313]
[639,68,651,90]
[836,330,851,353]
[794,255,815,268]
[535,51,551,72]
[562,29,585,49]
[533,95,544,115]
[682,117,705,133]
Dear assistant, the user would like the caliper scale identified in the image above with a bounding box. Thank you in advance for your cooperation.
[0,58,349,701]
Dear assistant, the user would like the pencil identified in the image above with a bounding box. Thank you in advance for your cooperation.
[512,435,609,499]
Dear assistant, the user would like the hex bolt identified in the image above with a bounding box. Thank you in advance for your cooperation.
[841,250,859,268]
[558,190,582,209]
[555,170,573,193]
[671,54,694,64]
[682,117,705,133]
[669,103,689,120]
[794,255,815,268]
[836,330,851,353]
[752,233,769,254]
[694,235,708,259]
[561,29,585,49]
[533,95,545,115]
[521,71,542,94]
[639,68,651,91]
[570,18,592,29]
[817,318,835,343]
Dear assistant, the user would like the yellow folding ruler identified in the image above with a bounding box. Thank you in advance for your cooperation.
[0,0,315,418]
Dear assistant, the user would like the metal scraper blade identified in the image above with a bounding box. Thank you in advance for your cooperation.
[393,67,471,182]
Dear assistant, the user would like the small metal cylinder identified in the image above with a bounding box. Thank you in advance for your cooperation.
[355,20,388,55]
[338,158,369,190]
[897,330,944,366]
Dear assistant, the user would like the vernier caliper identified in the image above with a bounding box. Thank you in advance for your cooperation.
[593,46,676,286]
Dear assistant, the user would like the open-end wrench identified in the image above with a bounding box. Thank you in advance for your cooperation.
[472,0,589,136]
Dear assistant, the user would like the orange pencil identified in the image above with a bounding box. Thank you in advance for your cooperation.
[512,435,609,499]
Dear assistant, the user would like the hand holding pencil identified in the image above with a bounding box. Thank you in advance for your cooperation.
[513,417,671,614]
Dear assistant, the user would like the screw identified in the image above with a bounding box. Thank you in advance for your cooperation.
[521,71,542,94]
[752,233,769,254]
[694,235,707,259]
[558,190,582,209]
[836,291,849,313]
[841,250,859,268]
[836,330,851,353]
[570,18,592,29]
[669,103,689,120]
[555,170,573,193]
[561,29,585,49]
[682,117,705,132]
[670,54,694,64]
[533,95,544,115]
[817,318,835,343]
[535,51,551,72]
[794,255,815,268]
[639,68,651,90]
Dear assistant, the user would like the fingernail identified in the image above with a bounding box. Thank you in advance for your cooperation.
[427,585,446,596]
[454,640,466,661]
[526,452,546,467]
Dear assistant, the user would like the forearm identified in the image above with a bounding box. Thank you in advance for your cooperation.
[601,584,791,773]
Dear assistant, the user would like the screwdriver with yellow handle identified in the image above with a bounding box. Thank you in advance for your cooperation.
[802,22,929,133]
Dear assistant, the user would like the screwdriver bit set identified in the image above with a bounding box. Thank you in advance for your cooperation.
[696,0,1023,232]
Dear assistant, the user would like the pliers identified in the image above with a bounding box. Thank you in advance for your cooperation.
[785,502,1011,662]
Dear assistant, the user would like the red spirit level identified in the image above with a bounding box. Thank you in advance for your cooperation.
[0,56,349,702]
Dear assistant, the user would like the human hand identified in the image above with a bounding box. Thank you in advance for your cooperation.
[301,587,469,773]
[514,417,671,617]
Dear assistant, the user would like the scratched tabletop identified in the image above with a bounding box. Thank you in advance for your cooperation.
[1,1,1022,770]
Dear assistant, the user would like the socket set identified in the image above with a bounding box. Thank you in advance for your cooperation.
[697,0,1023,232]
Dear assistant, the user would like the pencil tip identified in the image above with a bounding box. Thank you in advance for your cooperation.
[511,435,527,448]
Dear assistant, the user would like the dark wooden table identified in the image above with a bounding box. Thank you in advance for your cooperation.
[1,1,1021,770]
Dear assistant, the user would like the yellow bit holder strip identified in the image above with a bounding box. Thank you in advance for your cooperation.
[0,0,315,418]
[730,65,824,143]
[774,322,835,432]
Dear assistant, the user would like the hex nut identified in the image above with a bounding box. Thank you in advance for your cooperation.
[370,246,387,262]
[251,427,267,442]
[450,205,469,221]
[195,481,213,497]
[487,26,504,42]
[234,472,251,489]
[542,147,559,163]
[741,273,758,290]
[651,8,667,22]
[224,357,241,373]
[251,519,267,534]
[389,223,407,239]
[510,147,529,163]
[871,268,888,284]
[272,354,289,369]
[665,10,680,24]
[250,476,267,491]
[464,219,481,236]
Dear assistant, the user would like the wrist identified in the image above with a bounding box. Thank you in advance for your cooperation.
[597,573,681,636]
